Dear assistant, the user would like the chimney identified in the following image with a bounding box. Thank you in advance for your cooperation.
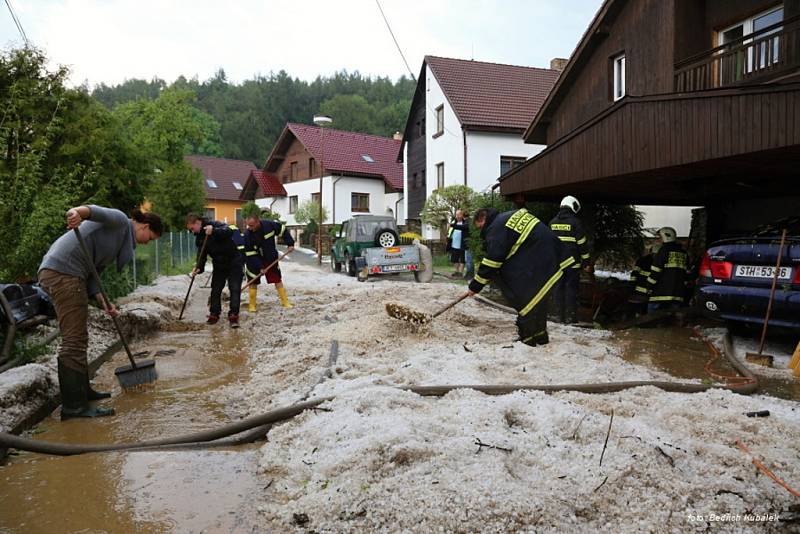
[550,58,568,71]
[393,131,403,141]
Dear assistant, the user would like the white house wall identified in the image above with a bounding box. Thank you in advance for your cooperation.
[426,65,464,193]
[384,192,405,224]
[465,131,545,193]
[257,175,394,226]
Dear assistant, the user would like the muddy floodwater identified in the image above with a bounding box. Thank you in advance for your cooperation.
[616,326,800,401]
[0,327,268,533]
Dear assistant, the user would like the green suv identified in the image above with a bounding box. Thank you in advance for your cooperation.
[331,215,400,276]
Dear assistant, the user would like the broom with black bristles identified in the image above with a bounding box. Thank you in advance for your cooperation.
[386,292,471,325]
[73,228,157,389]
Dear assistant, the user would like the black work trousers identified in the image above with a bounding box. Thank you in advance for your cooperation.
[516,305,549,346]
[209,258,243,316]
[552,267,580,323]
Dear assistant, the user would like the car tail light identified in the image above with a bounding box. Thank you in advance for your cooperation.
[699,252,733,279]
[794,267,800,284]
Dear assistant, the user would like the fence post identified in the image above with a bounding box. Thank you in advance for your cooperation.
[132,248,137,289]
[155,237,159,276]
[170,232,174,267]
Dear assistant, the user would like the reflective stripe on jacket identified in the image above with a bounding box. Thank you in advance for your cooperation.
[548,208,590,268]
[647,242,689,302]
[469,208,574,316]
[243,219,295,276]
[194,220,243,272]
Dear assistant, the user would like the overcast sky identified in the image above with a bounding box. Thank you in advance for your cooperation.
[2,0,603,87]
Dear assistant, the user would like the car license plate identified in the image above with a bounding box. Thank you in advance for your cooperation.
[381,264,409,272]
[734,265,792,280]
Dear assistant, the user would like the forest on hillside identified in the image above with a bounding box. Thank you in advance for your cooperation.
[1,46,415,281]
[92,69,416,165]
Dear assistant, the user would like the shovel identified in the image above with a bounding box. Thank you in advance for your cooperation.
[387,292,471,325]
[239,249,292,293]
[745,228,788,367]
[178,233,209,320]
[73,228,157,388]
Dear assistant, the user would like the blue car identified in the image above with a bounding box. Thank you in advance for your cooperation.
[695,233,800,330]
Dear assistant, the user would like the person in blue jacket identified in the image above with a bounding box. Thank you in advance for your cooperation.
[243,214,295,310]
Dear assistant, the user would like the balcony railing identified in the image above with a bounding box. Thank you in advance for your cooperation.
[675,15,800,92]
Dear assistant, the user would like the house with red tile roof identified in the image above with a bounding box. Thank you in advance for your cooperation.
[184,155,256,226]
[249,122,404,228]
[399,55,562,237]
[239,170,287,215]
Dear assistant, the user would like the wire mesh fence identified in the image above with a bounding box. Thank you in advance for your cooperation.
[101,231,198,299]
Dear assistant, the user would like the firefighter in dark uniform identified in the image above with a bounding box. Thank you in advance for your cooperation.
[467,207,575,346]
[185,214,245,327]
[627,245,657,317]
[647,227,689,313]
[243,214,295,310]
[549,195,590,323]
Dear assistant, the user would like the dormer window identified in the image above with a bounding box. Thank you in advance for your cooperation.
[233,182,243,190]
[361,154,375,163]
[206,179,218,188]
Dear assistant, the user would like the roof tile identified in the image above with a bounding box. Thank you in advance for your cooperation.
[185,155,256,202]
[285,123,403,190]
[251,170,287,197]
[426,55,560,131]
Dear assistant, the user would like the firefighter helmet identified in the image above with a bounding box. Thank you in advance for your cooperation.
[560,195,581,214]
[658,227,677,243]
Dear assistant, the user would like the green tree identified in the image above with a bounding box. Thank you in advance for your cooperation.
[581,204,644,268]
[0,47,148,281]
[93,69,416,166]
[241,201,261,219]
[318,94,376,134]
[92,77,166,108]
[111,87,217,231]
[112,87,222,166]
[420,185,481,235]
[293,200,329,225]
[146,161,206,231]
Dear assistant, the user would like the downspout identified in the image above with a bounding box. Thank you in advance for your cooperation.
[394,193,404,224]
[332,174,343,224]
[462,129,468,186]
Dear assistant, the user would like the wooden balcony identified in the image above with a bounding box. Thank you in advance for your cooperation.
[675,15,800,92]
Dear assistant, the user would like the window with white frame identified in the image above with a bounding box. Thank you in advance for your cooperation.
[289,196,298,214]
[232,181,243,190]
[612,53,626,101]
[436,162,444,190]
[718,5,783,74]
[435,105,444,136]
[206,179,218,188]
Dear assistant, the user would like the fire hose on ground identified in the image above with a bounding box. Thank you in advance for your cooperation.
[0,330,757,457]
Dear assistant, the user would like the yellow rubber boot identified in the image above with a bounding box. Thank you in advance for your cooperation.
[277,286,293,308]
[248,286,257,313]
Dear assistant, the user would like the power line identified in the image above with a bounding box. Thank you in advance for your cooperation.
[4,0,29,46]
[375,0,416,83]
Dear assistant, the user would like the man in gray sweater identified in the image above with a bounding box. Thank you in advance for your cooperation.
[38,205,163,419]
